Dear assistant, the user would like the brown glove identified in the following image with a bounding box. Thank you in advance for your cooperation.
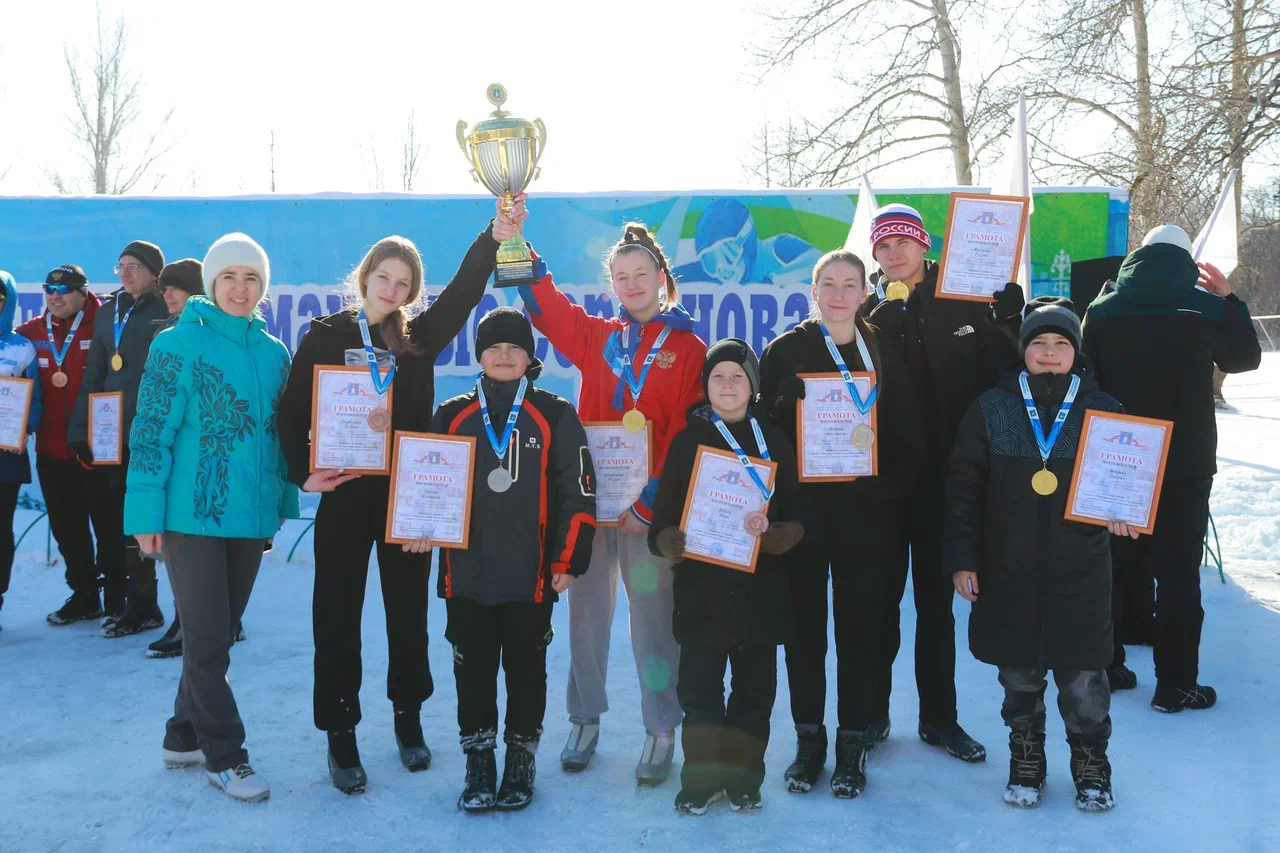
[760,521,805,555]
[655,527,687,561]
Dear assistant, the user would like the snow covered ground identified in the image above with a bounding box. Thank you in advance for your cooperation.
[2,356,1278,853]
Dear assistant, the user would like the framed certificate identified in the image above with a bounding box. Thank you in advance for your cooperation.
[1064,410,1174,535]
[309,365,394,474]
[88,391,124,465]
[0,376,34,452]
[795,372,878,482]
[584,421,652,525]
[936,193,1031,302]
[385,432,477,547]
[679,445,778,574]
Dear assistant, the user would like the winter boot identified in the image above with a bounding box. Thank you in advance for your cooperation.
[830,729,870,799]
[674,788,724,816]
[47,591,102,625]
[458,749,497,812]
[783,724,827,793]
[1002,730,1047,808]
[560,716,599,772]
[104,590,164,638]
[207,763,270,803]
[1068,737,1115,812]
[868,717,891,747]
[394,706,432,772]
[1107,664,1137,692]
[163,747,206,769]
[727,788,762,811]
[326,729,368,794]
[496,743,537,810]
[147,614,183,658]
[101,587,127,629]
[635,730,675,786]
[1151,682,1217,713]
[919,720,986,763]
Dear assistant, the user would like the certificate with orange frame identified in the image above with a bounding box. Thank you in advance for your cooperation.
[795,372,878,482]
[310,365,394,474]
[678,445,778,574]
[936,192,1031,302]
[88,391,123,464]
[0,376,34,452]
[1064,410,1173,535]
[584,421,652,525]
[384,432,477,547]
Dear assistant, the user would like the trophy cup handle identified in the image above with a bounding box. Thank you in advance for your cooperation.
[455,120,472,160]
[532,118,547,171]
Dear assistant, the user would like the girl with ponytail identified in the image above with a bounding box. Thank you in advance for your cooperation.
[519,222,707,786]
[757,249,927,799]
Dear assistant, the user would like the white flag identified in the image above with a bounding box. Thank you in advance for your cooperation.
[1193,171,1239,277]
[996,93,1034,290]
[844,174,879,287]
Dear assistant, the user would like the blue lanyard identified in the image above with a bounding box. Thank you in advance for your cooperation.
[619,323,672,403]
[476,376,528,461]
[46,309,85,369]
[357,310,396,396]
[820,323,878,416]
[113,299,136,353]
[1018,371,1080,464]
[712,413,774,502]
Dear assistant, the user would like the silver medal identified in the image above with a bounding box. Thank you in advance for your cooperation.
[487,468,513,493]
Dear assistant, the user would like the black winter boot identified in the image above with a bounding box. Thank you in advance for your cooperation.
[919,720,986,762]
[496,743,536,810]
[829,729,869,799]
[394,706,432,771]
[1003,730,1047,808]
[47,591,103,625]
[327,729,368,794]
[146,614,183,658]
[1151,682,1216,713]
[1107,664,1137,692]
[1068,737,1115,812]
[459,749,497,812]
[104,589,164,638]
[101,586,127,628]
[783,724,827,793]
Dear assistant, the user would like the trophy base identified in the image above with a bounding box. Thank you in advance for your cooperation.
[493,260,536,288]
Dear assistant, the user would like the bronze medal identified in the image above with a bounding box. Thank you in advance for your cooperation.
[51,371,68,388]
[367,408,391,432]
[744,511,770,536]
[110,353,124,372]
[1031,469,1058,496]
[622,408,646,433]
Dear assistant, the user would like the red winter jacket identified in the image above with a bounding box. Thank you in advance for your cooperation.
[519,271,706,524]
[17,293,102,459]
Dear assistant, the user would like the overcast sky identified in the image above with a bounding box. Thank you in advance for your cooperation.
[0,0,994,197]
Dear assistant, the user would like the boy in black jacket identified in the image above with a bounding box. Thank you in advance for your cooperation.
[945,298,1133,813]
[649,338,807,815]
[429,307,597,813]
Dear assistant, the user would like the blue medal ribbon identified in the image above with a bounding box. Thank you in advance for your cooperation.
[357,310,396,396]
[711,413,774,502]
[1018,370,1080,464]
[820,323,878,416]
[476,376,528,462]
[612,323,672,411]
[112,300,136,355]
[46,308,85,370]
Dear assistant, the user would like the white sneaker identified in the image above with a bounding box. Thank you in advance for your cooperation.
[636,730,675,786]
[207,763,270,802]
[163,748,206,769]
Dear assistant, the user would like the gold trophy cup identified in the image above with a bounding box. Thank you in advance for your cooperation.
[457,84,546,287]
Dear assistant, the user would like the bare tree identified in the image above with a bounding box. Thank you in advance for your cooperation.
[400,110,424,192]
[363,136,385,191]
[269,129,277,192]
[747,0,1026,187]
[47,5,174,195]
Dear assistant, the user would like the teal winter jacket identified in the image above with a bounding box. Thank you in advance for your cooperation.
[124,296,300,538]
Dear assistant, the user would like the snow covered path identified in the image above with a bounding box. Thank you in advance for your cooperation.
[2,358,1277,852]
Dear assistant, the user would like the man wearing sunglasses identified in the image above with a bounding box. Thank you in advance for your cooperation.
[68,240,171,638]
[16,266,117,626]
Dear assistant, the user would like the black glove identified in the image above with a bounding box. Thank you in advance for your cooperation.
[991,282,1025,325]
[760,520,805,555]
[655,527,687,561]
[70,441,95,468]
[769,375,807,418]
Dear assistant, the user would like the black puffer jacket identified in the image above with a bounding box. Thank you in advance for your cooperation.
[648,403,807,648]
[943,363,1122,670]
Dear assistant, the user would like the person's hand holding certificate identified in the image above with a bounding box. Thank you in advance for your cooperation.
[1065,410,1173,535]
[385,432,477,547]
[796,372,878,481]
[88,391,123,465]
[936,193,1030,302]
[679,446,778,573]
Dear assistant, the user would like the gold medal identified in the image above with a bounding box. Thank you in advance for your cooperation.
[110,353,124,372]
[622,409,646,433]
[1031,469,1058,496]
[885,281,910,301]
[51,371,68,388]
[851,424,876,450]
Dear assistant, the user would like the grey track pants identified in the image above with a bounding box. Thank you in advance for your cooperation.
[565,528,682,733]
[998,667,1112,740]
[161,532,265,773]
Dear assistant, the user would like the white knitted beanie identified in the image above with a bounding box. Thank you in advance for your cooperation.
[1140,224,1194,255]
[202,233,270,303]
